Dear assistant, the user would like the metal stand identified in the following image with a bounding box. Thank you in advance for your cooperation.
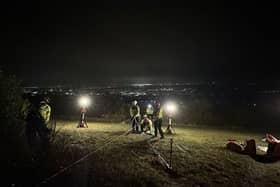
[77,112,88,128]
[166,116,175,134]
[169,138,173,169]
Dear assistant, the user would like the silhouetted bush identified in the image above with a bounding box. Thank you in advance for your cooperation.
[0,72,25,141]
[0,71,30,185]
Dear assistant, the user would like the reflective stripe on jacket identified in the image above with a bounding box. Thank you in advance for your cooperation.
[130,105,140,117]
[155,107,163,119]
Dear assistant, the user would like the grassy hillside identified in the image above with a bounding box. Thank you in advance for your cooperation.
[30,121,280,187]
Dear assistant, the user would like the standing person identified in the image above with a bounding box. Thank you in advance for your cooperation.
[38,97,52,145]
[153,101,164,139]
[39,97,51,128]
[130,100,141,132]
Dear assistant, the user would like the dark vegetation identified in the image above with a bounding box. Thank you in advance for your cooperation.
[0,72,29,186]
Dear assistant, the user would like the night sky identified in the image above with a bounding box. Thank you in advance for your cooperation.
[1,1,280,86]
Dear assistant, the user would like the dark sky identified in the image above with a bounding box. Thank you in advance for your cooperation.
[1,1,280,86]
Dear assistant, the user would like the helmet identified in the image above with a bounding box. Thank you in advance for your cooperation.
[132,100,137,105]
[143,114,147,118]
[43,96,50,104]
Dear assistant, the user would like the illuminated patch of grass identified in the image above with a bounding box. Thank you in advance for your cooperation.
[41,121,280,186]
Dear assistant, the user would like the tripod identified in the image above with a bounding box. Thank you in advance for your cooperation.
[77,108,88,128]
[166,115,175,134]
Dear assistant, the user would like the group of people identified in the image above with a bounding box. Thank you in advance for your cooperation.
[129,100,164,139]
[24,96,280,163]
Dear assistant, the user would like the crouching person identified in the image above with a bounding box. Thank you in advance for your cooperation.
[140,115,153,135]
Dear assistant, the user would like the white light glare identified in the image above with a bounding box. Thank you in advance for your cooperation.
[147,104,152,108]
[165,102,177,114]
[79,96,91,107]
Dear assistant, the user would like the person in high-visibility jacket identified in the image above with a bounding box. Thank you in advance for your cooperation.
[153,101,164,139]
[25,97,51,151]
[39,97,52,144]
[39,97,51,126]
[130,100,141,132]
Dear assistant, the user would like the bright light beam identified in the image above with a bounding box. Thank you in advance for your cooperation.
[78,96,91,108]
[165,102,177,114]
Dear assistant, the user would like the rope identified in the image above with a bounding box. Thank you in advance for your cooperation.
[36,127,132,186]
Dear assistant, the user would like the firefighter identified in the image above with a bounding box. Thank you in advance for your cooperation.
[140,114,153,134]
[153,101,164,139]
[130,100,141,132]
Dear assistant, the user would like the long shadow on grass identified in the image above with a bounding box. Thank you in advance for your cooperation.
[251,154,280,163]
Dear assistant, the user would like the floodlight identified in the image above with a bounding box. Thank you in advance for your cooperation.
[165,102,177,114]
[78,96,91,108]
[165,101,177,134]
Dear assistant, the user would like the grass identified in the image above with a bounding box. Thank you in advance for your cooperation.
[33,121,280,187]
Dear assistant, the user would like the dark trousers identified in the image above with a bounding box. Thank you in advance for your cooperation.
[140,124,144,132]
[267,143,276,155]
[154,119,164,138]
[131,116,140,131]
[26,117,50,151]
[26,122,37,147]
